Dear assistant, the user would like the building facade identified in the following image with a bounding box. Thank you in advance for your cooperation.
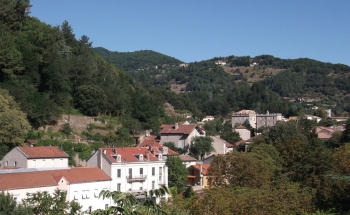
[0,146,69,169]
[87,147,168,202]
[232,110,282,129]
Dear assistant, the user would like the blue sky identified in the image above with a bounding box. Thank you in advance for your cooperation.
[30,0,350,65]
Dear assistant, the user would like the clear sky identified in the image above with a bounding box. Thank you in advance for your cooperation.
[30,0,350,65]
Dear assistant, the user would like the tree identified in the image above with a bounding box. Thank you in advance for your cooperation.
[0,191,33,215]
[165,156,188,191]
[208,151,273,188]
[92,186,170,215]
[22,189,82,215]
[0,89,31,149]
[189,136,215,160]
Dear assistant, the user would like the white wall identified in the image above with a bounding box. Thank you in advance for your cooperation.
[68,181,112,213]
[27,158,69,168]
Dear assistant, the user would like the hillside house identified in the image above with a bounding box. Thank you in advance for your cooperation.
[234,125,251,140]
[87,147,168,202]
[137,135,179,158]
[0,146,69,169]
[202,116,214,122]
[159,122,205,148]
[203,136,233,159]
[187,164,211,188]
[179,155,197,168]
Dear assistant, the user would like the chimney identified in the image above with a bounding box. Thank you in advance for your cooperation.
[175,122,179,129]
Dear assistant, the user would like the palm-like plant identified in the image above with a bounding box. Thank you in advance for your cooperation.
[92,185,170,215]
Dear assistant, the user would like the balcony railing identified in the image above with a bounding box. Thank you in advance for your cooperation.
[126,175,147,182]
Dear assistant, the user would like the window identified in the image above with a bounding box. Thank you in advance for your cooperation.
[14,161,17,167]
[13,195,19,202]
[60,159,63,166]
[140,186,143,191]
[86,190,90,199]
[117,169,121,177]
[152,181,155,189]
[152,167,155,176]
[129,168,132,179]
[159,167,162,181]
[94,189,98,198]
[105,204,109,210]
[32,160,36,167]
[117,155,121,162]
[117,183,121,191]
[88,206,92,214]
[74,191,78,200]
[140,168,143,176]
[139,154,143,161]
[82,190,86,199]
[42,159,45,167]
[158,154,162,160]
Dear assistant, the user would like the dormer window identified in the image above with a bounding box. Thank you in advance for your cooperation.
[117,155,121,162]
[139,154,143,161]
[159,154,162,160]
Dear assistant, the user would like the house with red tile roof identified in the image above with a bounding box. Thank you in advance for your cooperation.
[159,122,205,148]
[179,154,197,167]
[1,146,69,169]
[0,167,111,213]
[137,136,178,157]
[87,146,168,203]
[187,164,211,188]
[235,135,262,151]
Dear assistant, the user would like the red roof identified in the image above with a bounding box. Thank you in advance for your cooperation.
[17,146,69,158]
[235,135,261,146]
[160,124,197,135]
[0,167,111,190]
[179,155,197,162]
[235,125,247,129]
[101,147,161,163]
[138,136,178,155]
[192,164,211,175]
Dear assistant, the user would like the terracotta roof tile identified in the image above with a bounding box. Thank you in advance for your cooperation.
[235,125,247,129]
[17,146,69,158]
[138,137,178,155]
[0,167,110,190]
[101,147,161,163]
[192,164,211,175]
[160,124,197,135]
[179,155,197,162]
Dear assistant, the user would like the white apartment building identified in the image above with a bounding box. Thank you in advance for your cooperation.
[87,147,168,202]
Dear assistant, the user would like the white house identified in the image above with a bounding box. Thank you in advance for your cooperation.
[202,116,214,122]
[234,125,251,140]
[0,146,69,169]
[159,122,206,148]
[87,147,168,203]
[0,167,112,214]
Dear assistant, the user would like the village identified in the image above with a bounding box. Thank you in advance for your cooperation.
[1,109,347,214]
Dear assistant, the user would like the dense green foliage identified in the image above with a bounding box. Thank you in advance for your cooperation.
[97,49,350,118]
[0,190,82,215]
[165,156,188,191]
[93,47,183,71]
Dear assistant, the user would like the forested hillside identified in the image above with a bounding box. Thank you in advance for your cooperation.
[93,47,183,70]
[96,48,350,117]
[0,0,204,155]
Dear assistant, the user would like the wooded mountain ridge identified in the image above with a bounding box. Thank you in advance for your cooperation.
[94,47,350,117]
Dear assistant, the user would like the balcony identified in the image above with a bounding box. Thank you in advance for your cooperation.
[126,175,147,182]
